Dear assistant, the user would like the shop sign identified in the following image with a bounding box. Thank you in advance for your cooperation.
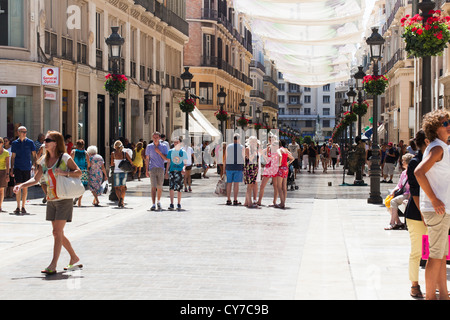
[44,90,57,100]
[0,86,17,97]
[42,67,59,85]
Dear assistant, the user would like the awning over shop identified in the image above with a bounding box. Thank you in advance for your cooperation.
[189,107,221,138]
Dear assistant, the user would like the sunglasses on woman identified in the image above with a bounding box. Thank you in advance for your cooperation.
[44,138,55,143]
[442,121,449,128]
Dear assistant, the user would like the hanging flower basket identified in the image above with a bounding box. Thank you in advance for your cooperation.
[254,123,263,130]
[104,73,128,96]
[351,100,369,117]
[363,75,388,96]
[401,11,450,58]
[343,111,357,125]
[214,109,229,122]
[236,116,249,127]
[179,98,196,113]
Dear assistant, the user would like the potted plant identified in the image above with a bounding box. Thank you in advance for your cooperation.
[104,73,128,95]
[254,123,263,130]
[363,74,388,96]
[214,109,229,122]
[179,98,196,113]
[401,11,450,58]
[236,116,249,127]
[343,111,357,125]
[351,100,369,116]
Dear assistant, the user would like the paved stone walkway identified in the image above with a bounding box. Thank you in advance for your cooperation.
[0,167,428,300]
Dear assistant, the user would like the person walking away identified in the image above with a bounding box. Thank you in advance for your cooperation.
[71,139,90,207]
[132,142,144,181]
[384,153,413,230]
[404,130,428,299]
[65,135,73,154]
[320,143,329,173]
[414,109,450,300]
[225,133,245,206]
[145,132,168,211]
[330,143,339,170]
[165,137,187,210]
[302,143,309,170]
[288,138,300,178]
[87,145,107,207]
[183,141,194,192]
[0,137,10,212]
[244,136,260,208]
[10,126,36,215]
[307,141,317,173]
[382,142,396,183]
[276,140,294,209]
[13,131,81,274]
[111,140,132,208]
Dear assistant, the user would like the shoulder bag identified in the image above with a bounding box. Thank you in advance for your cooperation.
[118,151,134,173]
[55,154,85,199]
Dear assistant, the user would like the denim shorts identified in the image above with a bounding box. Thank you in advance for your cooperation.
[114,172,127,186]
[226,170,243,183]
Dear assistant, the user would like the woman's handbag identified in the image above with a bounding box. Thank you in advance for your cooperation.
[55,155,85,199]
[118,151,134,173]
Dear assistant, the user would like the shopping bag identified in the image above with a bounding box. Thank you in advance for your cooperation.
[214,177,227,196]
[421,235,450,260]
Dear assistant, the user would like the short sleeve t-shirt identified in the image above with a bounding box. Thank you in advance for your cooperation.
[0,149,10,170]
[145,143,168,169]
[40,153,71,201]
[183,146,194,166]
[167,149,188,172]
[11,138,36,171]
[288,143,299,159]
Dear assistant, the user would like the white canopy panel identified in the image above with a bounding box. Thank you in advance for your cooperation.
[234,0,374,86]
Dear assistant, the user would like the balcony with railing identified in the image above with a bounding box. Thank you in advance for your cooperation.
[201,55,253,86]
[250,60,266,73]
[250,90,265,99]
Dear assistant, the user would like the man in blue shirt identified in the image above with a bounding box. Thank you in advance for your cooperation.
[165,137,187,211]
[10,126,36,215]
[145,132,168,211]
[225,133,245,206]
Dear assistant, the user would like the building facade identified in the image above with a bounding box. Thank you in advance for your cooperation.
[0,0,188,160]
[184,0,253,133]
[278,79,336,142]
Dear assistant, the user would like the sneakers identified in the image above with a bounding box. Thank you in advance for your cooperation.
[150,204,156,211]
[177,204,182,211]
[157,202,161,210]
[168,204,174,210]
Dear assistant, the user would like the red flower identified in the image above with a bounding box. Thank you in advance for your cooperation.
[416,28,423,35]
[436,32,443,40]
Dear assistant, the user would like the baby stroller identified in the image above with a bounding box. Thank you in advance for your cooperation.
[287,164,298,191]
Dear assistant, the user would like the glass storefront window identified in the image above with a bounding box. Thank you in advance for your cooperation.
[7,94,33,140]
[78,92,88,144]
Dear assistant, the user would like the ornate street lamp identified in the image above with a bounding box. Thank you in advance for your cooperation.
[105,27,124,146]
[239,99,247,129]
[272,116,277,129]
[180,67,194,133]
[366,27,385,204]
[354,66,366,137]
[346,86,357,146]
[217,87,227,136]
[419,0,436,116]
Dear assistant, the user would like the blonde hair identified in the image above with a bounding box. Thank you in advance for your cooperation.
[114,140,123,152]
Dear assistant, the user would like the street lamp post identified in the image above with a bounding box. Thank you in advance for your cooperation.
[105,27,124,146]
[181,67,194,135]
[418,0,436,117]
[217,87,227,137]
[354,66,366,137]
[366,27,385,204]
[346,86,357,147]
[239,98,247,130]
[340,99,351,186]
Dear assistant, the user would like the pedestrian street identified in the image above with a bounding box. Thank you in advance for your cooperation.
[0,169,424,300]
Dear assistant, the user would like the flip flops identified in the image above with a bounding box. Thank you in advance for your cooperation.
[41,268,57,275]
[64,264,83,271]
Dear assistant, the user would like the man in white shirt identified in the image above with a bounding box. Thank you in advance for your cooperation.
[288,138,301,178]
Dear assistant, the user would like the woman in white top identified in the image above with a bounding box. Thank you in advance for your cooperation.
[414,109,450,300]
[13,131,82,275]
[110,140,132,208]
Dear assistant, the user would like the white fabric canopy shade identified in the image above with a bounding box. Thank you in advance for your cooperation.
[189,107,222,138]
[234,0,373,86]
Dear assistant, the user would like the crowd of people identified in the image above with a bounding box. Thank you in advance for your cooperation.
[0,109,449,298]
